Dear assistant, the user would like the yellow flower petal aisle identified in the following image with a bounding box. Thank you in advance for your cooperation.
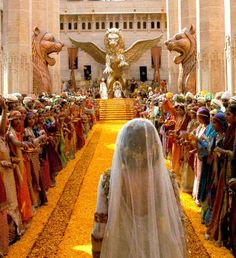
[57,121,233,258]
[181,192,233,258]
[58,121,125,257]
[6,120,234,258]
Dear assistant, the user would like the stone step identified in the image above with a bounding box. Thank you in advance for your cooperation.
[99,98,134,120]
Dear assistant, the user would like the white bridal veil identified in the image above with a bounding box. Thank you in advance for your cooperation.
[101,118,186,258]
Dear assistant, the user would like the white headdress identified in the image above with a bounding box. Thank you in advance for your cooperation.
[221,91,231,100]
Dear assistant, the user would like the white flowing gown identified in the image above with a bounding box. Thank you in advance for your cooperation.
[99,82,108,99]
[92,118,186,258]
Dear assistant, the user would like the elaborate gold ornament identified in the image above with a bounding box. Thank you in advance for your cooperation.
[32,27,64,94]
[165,25,196,94]
[70,28,162,95]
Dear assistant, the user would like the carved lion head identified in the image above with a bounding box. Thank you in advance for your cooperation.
[165,25,196,65]
[32,27,64,66]
[104,28,125,53]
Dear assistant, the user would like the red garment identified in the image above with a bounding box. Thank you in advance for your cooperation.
[172,114,190,175]
[75,118,85,149]
[15,131,33,222]
[40,156,51,191]
[15,165,33,222]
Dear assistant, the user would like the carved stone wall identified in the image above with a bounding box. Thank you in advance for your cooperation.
[166,0,236,94]
[195,0,225,93]
[60,12,168,85]
[227,0,236,94]
[32,0,61,93]
[2,0,32,94]
[0,0,61,94]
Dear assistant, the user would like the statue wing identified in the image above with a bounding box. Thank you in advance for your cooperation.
[69,37,106,65]
[125,35,163,64]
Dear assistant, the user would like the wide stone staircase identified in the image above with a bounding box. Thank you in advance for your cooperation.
[99,98,134,120]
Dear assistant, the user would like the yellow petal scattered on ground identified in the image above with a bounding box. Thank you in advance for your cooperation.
[58,122,122,257]
[181,192,233,258]
[6,128,96,258]
[6,121,234,258]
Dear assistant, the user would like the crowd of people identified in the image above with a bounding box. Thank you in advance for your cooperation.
[1,78,236,257]
[133,87,236,256]
[0,91,99,256]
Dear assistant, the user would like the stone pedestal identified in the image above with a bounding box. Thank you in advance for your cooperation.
[3,0,32,94]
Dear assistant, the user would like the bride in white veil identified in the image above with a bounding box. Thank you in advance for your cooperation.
[92,118,186,258]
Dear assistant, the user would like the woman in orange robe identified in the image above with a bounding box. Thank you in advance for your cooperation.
[171,104,190,176]
[8,111,33,223]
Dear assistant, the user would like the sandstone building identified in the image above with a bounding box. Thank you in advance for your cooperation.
[0,0,235,94]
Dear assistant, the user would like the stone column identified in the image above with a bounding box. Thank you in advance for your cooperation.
[32,0,62,93]
[232,0,236,94]
[179,0,196,29]
[166,0,179,92]
[226,0,236,94]
[3,0,32,95]
[0,4,3,94]
[224,0,234,94]
[178,0,196,94]
[48,0,61,93]
[31,0,47,28]
[196,0,225,93]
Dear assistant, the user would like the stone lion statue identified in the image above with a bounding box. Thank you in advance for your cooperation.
[70,28,162,96]
[32,27,64,94]
[165,25,196,94]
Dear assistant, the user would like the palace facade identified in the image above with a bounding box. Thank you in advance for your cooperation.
[60,0,168,89]
[0,0,235,94]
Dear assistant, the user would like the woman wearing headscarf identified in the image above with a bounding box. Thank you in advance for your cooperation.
[192,108,216,206]
[201,112,228,225]
[23,111,48,207]
[8,110,33,224]
[180,106,199,193]
[0,98,9,256]
[207,104,236,251]
[91,118,186,258]
[0,98,24,243]
[170,103,190,176]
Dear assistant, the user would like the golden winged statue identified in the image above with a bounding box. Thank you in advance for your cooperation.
[70,28,162,96]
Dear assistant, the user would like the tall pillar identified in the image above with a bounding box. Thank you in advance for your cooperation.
[47,0,61,93]
[3,0,32,95]
[224,0,234,94]
[166,0,179,92]
[32,0,62,93]
[179,0,196,29]
[229,0,236,94]
[196,0,225,93]
[0,3,3,94]
[176,0,197,94]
